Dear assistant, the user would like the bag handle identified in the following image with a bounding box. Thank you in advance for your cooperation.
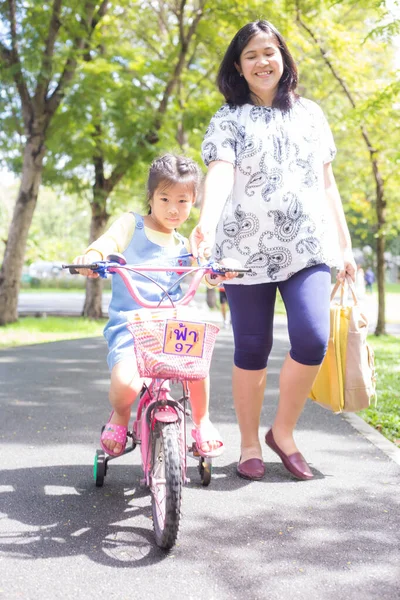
[330,275,358,306]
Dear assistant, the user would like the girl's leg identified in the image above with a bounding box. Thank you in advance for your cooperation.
[272,265,331,456]
[188,377,210,426]
[104,357,143,454]
[226,283,276,463]
[221,302,228,323]
[188,377,222,454]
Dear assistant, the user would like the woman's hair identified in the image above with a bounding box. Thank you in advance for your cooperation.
[217,20,298,111]
[147,154,202,205]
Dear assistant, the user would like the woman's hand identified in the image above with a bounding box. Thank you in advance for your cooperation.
[219,257,243,281]
[205,258,243,285]
[72,251,102,278]
[189,223,215,260]
[336,249,357,283]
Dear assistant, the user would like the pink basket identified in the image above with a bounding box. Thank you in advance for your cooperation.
[127,311,219,380]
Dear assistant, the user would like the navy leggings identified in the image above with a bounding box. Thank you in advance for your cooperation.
[225,264,331,370]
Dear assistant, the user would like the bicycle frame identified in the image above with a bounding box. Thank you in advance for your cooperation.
[63,255,251,548]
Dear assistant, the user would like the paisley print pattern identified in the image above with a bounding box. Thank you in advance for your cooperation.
[289,145,317,188]
[202,142,218,165]
[219,120,262,175]
[266,193,316,242]
[201,98,340,284]
[249,105,274,125]
[219,204,259,257]
[245,233,292,281]
[272,127,291,164]
[204,121,215,139]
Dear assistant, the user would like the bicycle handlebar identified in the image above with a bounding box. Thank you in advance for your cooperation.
[62,257,252,309]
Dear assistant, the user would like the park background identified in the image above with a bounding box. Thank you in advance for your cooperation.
[1,1,399,443]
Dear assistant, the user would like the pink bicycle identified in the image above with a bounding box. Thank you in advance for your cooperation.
[64,254,250,549]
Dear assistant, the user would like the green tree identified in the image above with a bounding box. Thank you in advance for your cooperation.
[294,0,400,334]
[43,0,210,317]
[0,0,109,325]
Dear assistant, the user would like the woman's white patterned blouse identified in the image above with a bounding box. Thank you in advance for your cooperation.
[201,98,342,284]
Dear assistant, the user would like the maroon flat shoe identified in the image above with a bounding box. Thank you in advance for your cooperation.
[236,457,265,481]
[265,429,313,480]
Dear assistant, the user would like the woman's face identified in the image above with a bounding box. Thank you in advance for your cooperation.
[235,31,284,106]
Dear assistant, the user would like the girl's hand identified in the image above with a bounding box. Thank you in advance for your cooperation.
[336,249,357,283]
[72,251,101,278]
[189,223,215,260]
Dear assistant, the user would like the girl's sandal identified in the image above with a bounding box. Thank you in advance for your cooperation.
[191,422,224,458]
[100,412,128,457]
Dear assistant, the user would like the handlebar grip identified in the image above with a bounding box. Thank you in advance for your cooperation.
[62,263,99,274]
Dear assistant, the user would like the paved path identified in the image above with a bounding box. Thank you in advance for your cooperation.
[1,322,399,600]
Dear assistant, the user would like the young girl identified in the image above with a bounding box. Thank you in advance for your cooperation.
[73,154,235,458]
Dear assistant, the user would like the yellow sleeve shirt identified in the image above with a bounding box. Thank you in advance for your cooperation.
[85,213,190,258]
[85,212,216,287]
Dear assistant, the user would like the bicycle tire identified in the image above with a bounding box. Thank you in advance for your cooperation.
[198,457,212,487]
[150,421,182,550]
[94,449,107,487]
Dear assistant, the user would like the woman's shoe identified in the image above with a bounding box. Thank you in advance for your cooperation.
[236,457,265,480]
[265,429,313,480]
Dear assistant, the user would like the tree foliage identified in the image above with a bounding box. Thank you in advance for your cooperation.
[0,0,399,326]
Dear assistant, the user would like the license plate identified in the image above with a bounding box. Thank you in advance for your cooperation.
[163,320,206,358]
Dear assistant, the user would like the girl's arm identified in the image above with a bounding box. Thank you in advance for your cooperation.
[190,161,235,259]
[72,213,135,278]
[324,163,357,281]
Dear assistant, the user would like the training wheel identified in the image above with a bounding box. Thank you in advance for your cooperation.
[198,457,212,487]
[94,449,107,487]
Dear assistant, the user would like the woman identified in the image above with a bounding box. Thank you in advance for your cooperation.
[190,20,356,481]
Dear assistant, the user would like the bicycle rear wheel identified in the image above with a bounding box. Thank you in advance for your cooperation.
[150,421,182,550]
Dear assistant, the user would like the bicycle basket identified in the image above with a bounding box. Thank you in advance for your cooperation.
[126,308,219,380]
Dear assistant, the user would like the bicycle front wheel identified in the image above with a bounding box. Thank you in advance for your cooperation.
[150,421,182,550]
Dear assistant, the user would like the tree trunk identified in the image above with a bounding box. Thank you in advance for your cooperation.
[375,235,386,335]
[83,276,105,319]
[82,203,109,319]
[372,149,386,335]
[0,134,45,325]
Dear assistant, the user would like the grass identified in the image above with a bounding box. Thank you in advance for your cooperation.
[0,316,106,348]
[381,283,400,294]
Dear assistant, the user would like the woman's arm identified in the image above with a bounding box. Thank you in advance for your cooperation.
[190,161,234,258]
[324,162,356,281]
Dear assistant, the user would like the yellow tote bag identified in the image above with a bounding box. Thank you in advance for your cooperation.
[310,277,376,413]
[310,281,350,412]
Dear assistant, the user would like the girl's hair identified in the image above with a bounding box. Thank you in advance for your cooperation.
[147,154,202,205]
[217,20,298,112]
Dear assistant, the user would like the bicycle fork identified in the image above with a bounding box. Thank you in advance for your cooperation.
[139,381,187,487]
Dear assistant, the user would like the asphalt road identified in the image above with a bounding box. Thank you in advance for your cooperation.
[1,322,399,600]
